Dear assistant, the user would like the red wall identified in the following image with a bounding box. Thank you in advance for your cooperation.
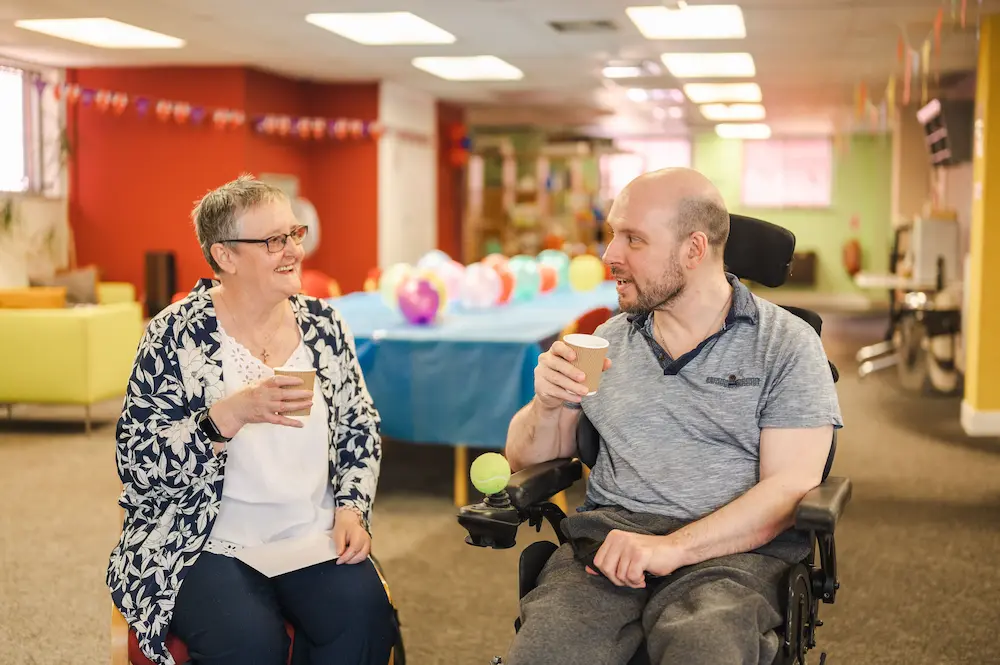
[67,66,380,296]
[436,102,466,261]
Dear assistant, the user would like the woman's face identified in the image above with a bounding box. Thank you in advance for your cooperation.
[222,198,306,300]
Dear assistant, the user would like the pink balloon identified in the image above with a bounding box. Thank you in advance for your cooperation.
[460,262,502,309]
[397,277,440,325]
[429,259,465,303]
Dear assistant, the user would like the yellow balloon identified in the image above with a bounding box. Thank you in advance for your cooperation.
[568,255,605,292]
[379,263,412,307]
[416,268,448,311]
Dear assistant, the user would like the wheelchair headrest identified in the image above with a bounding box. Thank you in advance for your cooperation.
[724,214,797,288]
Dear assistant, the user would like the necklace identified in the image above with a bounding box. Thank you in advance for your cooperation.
[217,290,285,363]
[653,288,732,359]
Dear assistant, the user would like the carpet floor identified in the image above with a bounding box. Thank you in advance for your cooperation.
[1,312,999,665]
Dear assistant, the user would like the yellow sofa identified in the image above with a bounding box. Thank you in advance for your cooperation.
[0,288,143,432]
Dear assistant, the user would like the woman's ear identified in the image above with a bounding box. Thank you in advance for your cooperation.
[211,243,236,275]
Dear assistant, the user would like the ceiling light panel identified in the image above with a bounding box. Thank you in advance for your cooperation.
[700,103,766,121]
[683,82,762,103]
[305,12,455,45]
[14,18,185,49]
[412,56,523,81]
[625,5,746,40]
[715,123,771,139]
[661,53,755,78]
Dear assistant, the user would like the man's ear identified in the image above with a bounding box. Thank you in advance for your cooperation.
[211,243,236,275]
[684,231,710,268]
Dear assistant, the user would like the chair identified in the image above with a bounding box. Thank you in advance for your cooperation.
[456,214,852,665]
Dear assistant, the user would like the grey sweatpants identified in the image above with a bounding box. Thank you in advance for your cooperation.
[504,507,793,665]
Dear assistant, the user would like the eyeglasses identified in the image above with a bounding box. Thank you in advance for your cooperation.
[222,225,308,253]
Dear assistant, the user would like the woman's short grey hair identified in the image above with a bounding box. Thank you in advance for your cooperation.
[192,174,288,273]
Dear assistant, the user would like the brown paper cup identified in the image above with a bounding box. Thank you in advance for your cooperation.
[273,368,316,417]
[563,333,610,395]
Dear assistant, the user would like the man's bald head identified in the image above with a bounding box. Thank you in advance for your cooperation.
[616,167,730,252]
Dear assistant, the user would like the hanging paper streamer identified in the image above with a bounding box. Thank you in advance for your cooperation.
[135,97,150,117]
[921,40,931,105]
[111,92,129,115]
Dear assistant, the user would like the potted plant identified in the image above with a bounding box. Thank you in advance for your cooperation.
[0,198,30,289]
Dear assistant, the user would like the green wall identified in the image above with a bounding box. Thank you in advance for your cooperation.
[692,133,892,295]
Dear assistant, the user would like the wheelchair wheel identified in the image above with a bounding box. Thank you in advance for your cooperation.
[780,563,813,665]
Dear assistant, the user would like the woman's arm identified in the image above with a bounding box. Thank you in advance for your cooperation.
[329,311,381,530]
[115,319,221,500]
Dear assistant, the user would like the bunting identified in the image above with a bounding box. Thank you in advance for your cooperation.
[30,78,390,142]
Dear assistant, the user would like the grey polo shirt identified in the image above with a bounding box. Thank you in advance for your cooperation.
[579,273,843,558]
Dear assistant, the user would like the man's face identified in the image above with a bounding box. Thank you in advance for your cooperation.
[602,195,686,315]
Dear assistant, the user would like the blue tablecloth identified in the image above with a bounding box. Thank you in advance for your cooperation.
[329,282,619,449]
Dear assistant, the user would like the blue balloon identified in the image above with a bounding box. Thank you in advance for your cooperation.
[508,256,540,302]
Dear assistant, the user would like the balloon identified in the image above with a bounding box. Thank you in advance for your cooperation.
[537,250,571,289]
[379,263,412,307]
[568,255,606,292]
[482,253,508,270]
[426,259,465,305]
[492,264,515,304]
[538,263,558,293]
[460,262,502,309]
[416,249,451,271]
[508,255,541,302]
[416,267,449,311]
[396,276,441,325]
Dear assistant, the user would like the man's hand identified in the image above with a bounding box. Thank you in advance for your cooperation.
[534,340,612,409]
[587,530,689,588]
[332,508,371,565]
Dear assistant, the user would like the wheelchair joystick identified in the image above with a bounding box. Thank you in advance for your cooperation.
[457,454,521,549]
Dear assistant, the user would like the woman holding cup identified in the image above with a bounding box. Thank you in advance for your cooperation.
[108,175,395,665]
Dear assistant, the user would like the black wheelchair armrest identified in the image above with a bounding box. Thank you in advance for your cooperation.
[795,476,852,534]
[508,458,583,512]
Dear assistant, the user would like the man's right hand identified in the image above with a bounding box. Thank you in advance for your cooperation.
[534,340,612,410]
[209,375,314,438]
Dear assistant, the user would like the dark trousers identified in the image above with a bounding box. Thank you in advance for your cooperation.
[170,552,396,665]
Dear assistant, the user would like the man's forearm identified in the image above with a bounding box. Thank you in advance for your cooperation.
[505,398,563,472]
[664,475,812,567]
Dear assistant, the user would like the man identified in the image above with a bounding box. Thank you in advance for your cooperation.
[503,168,843,665]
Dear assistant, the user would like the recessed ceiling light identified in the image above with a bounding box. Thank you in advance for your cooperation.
[625,5,746,40]
[700,103,766,121]
[13,18,185,49]
[661,53,755,78]
[627,88,649,102]
[305,12,455,45]
[683,82,762,103]
[667,106,684,119]
[715,123,771,139]
[604,65,645,78]
[412,56,523,81]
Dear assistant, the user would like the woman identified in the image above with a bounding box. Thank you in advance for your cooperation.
[107,174,395,665]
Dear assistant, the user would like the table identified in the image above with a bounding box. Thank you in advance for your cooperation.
[329,282,620,505]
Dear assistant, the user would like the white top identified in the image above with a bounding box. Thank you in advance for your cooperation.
[204,324,335,557]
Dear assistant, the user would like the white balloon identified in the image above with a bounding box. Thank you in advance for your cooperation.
[460,263,502,309]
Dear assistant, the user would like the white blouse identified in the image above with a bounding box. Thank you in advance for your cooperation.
[203,324,335,557]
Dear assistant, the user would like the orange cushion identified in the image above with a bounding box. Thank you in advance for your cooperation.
[0,286,67,309]
[128,625,294,665]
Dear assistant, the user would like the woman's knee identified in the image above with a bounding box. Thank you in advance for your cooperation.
[183,614,290,664]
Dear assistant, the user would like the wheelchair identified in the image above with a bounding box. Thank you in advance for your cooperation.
[457,214,853,665]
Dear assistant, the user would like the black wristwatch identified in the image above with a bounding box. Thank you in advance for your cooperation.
[198,410,232,443]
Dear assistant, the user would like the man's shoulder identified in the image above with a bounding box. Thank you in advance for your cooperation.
[593,311,633,340]
[751,295,821,344]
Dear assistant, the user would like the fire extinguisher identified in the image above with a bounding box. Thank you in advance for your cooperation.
[843,238,862,276]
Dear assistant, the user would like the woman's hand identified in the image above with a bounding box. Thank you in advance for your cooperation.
[209,375,314,438]
[332,508,371,565]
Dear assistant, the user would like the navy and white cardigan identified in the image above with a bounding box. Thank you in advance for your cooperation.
[106,279,381,665]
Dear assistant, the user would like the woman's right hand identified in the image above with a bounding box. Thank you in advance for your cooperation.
[534,340,612,410]
[209,375,314,438]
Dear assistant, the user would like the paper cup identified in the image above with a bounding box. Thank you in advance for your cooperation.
[273,367,316,417]
[563,333,610,395]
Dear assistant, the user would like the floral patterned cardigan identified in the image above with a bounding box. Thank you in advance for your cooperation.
[106,279,381,665]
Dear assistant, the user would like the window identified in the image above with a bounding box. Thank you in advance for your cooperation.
[600,138,691,200]
[741,138,833,208]
[0,66,28,192]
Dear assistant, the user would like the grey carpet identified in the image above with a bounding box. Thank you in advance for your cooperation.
[2,312,999,665]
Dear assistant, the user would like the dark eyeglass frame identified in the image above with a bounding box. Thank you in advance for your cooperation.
[221,225,308,253]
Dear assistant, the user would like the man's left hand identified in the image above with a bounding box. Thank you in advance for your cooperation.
[587,530,687,588]
[332,508,371,565]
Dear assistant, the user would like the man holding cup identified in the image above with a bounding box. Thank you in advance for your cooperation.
[503,167,842,665]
